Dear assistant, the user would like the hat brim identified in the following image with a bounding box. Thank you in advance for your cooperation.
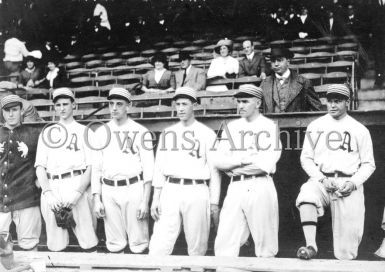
[53,95,75,103]
[107,94,131,103]
[173,94,197,102]
[234,92,260,99]
[2,101,22,110]
[326,93,350,100]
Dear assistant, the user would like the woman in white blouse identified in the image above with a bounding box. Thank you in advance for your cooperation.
[206,39,239,92]
[35,57,67,90]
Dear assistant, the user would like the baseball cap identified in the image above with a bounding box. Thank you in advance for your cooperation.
[173,86,197,102]
[326,84,350,99]
[52,87,75,103]
[107,87,131,103]
[234,84,263,100]
[1,95,22,110]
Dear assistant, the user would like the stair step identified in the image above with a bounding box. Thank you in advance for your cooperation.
[358,89,385,100]
[358,100,385,111]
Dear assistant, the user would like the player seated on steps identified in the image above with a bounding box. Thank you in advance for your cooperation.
[296,84,375,260]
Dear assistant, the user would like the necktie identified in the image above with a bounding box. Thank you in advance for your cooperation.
[182,69,187,86]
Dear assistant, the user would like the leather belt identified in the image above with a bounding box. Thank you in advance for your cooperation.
[322,171,352,178]
[231,173,268,182]
[47,169,85,180]
[102,173,143,186]
[168,177,208,185]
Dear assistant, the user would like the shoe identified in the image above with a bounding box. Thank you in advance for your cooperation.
[374,239,385,259]
[297,245,317,260]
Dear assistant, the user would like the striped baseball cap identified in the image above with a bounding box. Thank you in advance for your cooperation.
[1,94,22,110]
[108,87,131,102]
[173,86,197,102]
[52,87,75,103]
[326,84,350,99]
[234,84,263,100]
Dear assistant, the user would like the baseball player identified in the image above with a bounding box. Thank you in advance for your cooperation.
[149,86,221,256]
[213,84,281,257]
[375,208,385,258]
[296,84,375,260]
[92,87,154,253]
[35,87,98,251]
[0,94,41,251]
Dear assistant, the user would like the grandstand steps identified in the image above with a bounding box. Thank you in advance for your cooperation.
[14,251,385,272]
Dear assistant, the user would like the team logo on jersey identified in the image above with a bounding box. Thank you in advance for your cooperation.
[17,141,28,158]
[66,134,80,151]
[339,131,352,153]
[121,137,137,154]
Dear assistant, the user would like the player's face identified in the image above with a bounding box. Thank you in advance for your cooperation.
[327,97,349,120]
[237,97,261,120]
[243,41,253,56]
[54,98,75,121]
[180,59,191,69]
[2,105,22,129]
[271,57,289,75]
[109,99,129,121]
[175,98,195,122]
[220,46,229,57]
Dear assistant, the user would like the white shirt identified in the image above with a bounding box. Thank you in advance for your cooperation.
[93,3,111,30]
[275,69,291,85]
[216,114,282,176]
[46,68,59,88]
[3,38,29,62]
[246,51,254,61]
[300,15,308,24]
[91,119,154,194]
[301,114,375,187]
[329,18,334,30]
[35,121,92,174]
[152,120,221,204]
[154,68,166,84]
[207,56,239,79]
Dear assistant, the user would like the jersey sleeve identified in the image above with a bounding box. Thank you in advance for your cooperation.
[206,129,221,205]
[152,131,167,188]
[91,127,104,195]
[138,129,155,183]
[34,131,49,169]
[350,127,376,187]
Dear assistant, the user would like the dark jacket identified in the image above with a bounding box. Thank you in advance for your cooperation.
[238,53,267,77]
[260,70,322,113]
[0,125,41,212]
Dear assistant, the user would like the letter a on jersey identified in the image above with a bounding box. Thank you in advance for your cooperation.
[339,131,352,153]
[67,134,80,151]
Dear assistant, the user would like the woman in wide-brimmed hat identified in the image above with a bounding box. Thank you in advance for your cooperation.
[34,56,67,89]
[20,56,43,87]
[141,52,176,94]
[206,39,239,92]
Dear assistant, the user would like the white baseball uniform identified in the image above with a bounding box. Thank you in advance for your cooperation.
[296,113,375,259]
[214,115,281,257]
[149,120,220,256]
[35,120,98,251]
[92,119,154,253]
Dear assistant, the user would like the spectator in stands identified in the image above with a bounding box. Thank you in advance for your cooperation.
[34,57,67,90]
[2,29,32,75]
[175,52,206,91]
[0,90,42,123]
[344,4,363,36]
[206,39,239,92]
[319,8,344,37]
[93,0,111,39]
[141,53,176,94]
[290,6,318,39]
[239,40,267,79]
[260,47,322,113]
[19,56,42,88]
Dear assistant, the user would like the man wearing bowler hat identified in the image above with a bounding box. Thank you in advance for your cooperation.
[175,52,206,91]
[260,47,322,113]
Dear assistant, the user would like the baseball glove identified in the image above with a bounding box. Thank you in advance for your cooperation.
[54,207,76,229]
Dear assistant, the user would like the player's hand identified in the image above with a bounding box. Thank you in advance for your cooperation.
[210,204,220,231]
[322,178,338,193]
[62,190,82,209]
[338,181,356,197]
[136,200,149,220]
[93,198,106,218]
[150,199,162,221]
[44,191,62,212]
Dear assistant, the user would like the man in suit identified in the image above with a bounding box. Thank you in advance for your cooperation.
[319,8,344,37]
[291,6,318,39]
[175,52,206,91]
[238,40,267,80]
[260,47,322,113]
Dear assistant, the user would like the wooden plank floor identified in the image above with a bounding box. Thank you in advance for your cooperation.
[14,251,385,272]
